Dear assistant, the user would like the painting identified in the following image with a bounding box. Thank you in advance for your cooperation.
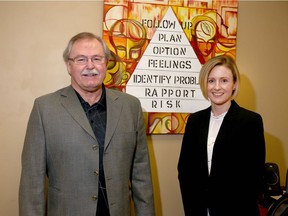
[103,0,238,134]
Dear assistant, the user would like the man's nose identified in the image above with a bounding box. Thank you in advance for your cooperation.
[86,58,95,68]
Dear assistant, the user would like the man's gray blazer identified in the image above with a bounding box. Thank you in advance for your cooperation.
[19,85,155,216]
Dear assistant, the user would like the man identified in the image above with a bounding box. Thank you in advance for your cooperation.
[19,32,155,216]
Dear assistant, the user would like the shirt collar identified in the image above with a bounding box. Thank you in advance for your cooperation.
[74,85,106,110]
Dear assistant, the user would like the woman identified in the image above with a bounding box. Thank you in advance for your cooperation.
[178,55,266,216]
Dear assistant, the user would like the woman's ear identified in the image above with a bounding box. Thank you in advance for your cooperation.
[233,81,238,90]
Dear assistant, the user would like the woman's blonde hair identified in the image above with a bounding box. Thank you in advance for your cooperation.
[199,55,240,100]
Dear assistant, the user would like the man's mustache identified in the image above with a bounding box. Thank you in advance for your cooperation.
[81,69,100,76]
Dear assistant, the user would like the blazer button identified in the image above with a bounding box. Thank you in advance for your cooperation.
[92,145,97,150]
[92,195,97,201]
[94,171,99,176]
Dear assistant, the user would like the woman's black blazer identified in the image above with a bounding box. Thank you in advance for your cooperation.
[178,100,266,216]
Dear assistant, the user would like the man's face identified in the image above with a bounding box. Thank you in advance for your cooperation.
[66,38,107,94]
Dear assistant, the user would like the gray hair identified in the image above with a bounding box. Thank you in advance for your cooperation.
[63,32,110,62]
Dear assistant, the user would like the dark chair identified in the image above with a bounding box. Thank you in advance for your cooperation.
[267,168,288,216]
[266,195,288,216]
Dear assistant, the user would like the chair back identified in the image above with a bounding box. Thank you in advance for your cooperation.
[267,169,288,216]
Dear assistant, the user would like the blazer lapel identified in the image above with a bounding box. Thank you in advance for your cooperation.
[200,108,211,139]
[214,100,239,144]
[104,88,122,149]
[60,86,96,140]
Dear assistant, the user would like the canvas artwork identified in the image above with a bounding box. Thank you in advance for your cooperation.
[102,0,238,134]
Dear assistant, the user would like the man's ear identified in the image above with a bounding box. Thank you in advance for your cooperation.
[65,62,72,75]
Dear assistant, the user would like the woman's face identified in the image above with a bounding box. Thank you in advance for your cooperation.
[207,65,236,107]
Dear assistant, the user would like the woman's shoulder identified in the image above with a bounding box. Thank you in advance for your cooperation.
[187,106,211,122]
[230,100,263,120]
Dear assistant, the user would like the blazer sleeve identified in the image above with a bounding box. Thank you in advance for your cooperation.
[19,99,47,216]
[248,112,266,194]
[130,100,155,216]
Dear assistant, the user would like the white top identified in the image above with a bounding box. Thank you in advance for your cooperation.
[207,111,227,216]
[207,111,227,174]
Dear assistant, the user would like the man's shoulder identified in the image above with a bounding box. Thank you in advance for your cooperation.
[35,86,71,102]
[106,88,140,103]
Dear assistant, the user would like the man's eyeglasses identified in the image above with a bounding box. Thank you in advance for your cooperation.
[68,55,106,65]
